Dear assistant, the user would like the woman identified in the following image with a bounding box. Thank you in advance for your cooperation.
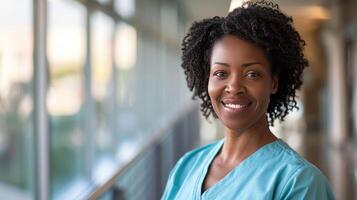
[162,1,334,199]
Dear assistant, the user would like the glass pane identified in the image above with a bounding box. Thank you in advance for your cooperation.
[115,23,139,156]
[0,0,34,199]
[91,12,116,168]
[136,37,163,128]
[47,0,88,198]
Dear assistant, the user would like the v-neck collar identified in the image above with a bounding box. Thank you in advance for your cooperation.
[195,139,224,199]
[195,138,281,199]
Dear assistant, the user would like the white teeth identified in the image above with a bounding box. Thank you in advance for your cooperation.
[225,103,247,109]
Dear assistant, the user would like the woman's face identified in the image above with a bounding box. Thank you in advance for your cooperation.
[208,35,278,133]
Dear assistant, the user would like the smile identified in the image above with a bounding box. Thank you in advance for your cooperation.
[222,101,252,113]
[224,103,248,109]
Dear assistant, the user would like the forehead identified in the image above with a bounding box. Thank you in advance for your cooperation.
[210,35,269,66]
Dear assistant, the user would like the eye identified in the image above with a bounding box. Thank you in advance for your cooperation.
[246,71,260,79]
[213,71,227,78]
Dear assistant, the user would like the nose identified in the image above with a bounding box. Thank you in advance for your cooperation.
[225,75,246,94]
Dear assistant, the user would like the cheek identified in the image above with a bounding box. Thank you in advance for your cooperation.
[207,78,223,112]
[250,85,272,105]
[207,77,215,98]
[259,90,273,109]
[208,80,222,117]
[208,78,222,100]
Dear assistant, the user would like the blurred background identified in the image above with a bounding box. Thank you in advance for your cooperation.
[0,0,356,199]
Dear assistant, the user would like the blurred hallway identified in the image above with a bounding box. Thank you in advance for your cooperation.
[0,0,356,199]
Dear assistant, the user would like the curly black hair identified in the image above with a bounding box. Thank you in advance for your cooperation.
[181,0,308,125]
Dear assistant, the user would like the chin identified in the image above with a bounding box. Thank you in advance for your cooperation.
[220,119,252,134]
[218,112,267,134]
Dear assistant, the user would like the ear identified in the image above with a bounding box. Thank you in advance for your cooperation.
[271,75,279,94]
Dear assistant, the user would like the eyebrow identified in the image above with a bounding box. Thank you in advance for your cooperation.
[213,62,262,67]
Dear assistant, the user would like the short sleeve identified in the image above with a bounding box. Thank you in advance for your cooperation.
[279,165,335,200]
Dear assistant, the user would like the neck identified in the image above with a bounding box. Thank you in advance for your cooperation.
[218,118,277,165]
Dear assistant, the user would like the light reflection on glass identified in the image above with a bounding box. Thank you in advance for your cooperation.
[115,22,137,122]
[47,0,87,197]
[47,76,83,116]
[115,0,135,18]
[115,23,139,142]
[92,12,113,100]
[91,11,115,159]
[115,22,137,70]
[47,2,85,116]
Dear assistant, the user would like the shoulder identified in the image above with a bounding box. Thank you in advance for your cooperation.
[274,140,335,199]
[278,164,335,199]
[267,140,322,172]
[161,140,222,199]
[169,140,222,182]
[177,140,221,166]
[171,140,222,178]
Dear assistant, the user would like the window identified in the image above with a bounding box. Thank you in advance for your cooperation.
[91,11,117,176]
[47,0,88,198]
[0,0,193,198]
[0,0,34,199]
[114,22,138,142]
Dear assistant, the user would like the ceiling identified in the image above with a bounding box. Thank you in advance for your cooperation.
[180,0,331,19]
[180,0,231,24]
[180,0,331,32]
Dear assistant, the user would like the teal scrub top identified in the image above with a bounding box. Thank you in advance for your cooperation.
[162,139,334,200]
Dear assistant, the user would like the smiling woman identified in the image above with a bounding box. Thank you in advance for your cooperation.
[162,1,335,200]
